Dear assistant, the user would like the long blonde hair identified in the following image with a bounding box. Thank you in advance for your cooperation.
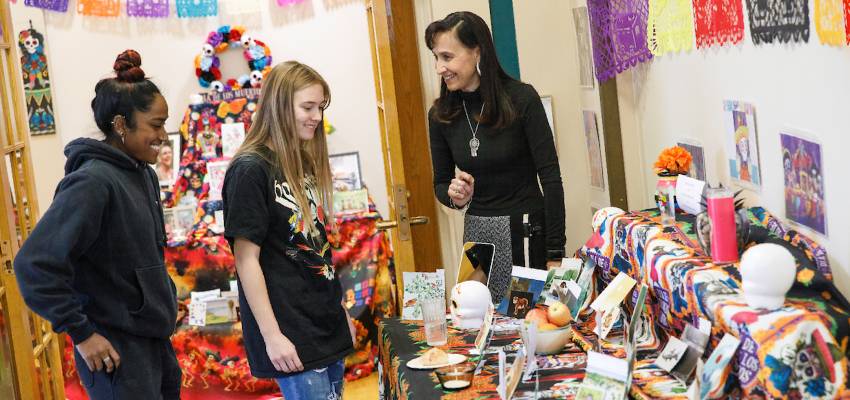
[234,61,333,236]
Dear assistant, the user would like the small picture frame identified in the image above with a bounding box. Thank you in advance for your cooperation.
[166,206,196,242]
[329,151,363,191]
[153,133,181,187]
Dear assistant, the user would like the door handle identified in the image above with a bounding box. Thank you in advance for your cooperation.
[376,216,429,231]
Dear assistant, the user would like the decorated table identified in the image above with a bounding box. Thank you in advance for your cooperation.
[379,206,850,399]
[579,207,850,398]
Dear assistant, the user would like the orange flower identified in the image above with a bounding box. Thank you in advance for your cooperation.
[654,146,692,175]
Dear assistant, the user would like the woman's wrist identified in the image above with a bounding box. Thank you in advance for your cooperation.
[546,248,565,261]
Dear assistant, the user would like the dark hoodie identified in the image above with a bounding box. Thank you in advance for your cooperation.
[14,138,177,343]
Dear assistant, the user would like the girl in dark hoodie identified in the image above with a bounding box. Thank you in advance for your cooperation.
[13,50,180,399]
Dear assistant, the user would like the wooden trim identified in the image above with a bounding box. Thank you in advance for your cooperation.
[598,79,629,209]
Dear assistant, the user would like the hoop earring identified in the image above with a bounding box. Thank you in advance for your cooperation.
[476,61,482,76]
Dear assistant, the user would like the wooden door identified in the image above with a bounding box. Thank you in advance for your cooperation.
[365,0,443,303]
[0,1,66,398]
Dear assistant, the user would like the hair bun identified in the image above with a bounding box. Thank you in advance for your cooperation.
[113,49,146,82]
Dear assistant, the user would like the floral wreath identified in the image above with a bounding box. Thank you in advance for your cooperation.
[194,25,272,92]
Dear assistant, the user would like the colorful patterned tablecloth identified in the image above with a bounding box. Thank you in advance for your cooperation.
[580,207,850,398]
[378,317,589,400]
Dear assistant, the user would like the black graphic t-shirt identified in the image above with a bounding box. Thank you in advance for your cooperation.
[223,151,352,378]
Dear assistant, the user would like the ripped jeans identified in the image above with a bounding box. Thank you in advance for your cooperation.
[275,359,345,400]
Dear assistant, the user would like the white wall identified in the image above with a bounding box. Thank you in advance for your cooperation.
[11,0,389,217]
[618,32,850,298]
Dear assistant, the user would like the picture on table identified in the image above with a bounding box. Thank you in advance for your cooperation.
[507,290,534,319]
[583,110,605,190]
[723,100,761,188]
[221,122,246,158]
[780,131,827,236]
[329,151,363,191]
[154,133,180,187]
[676,140,706,181]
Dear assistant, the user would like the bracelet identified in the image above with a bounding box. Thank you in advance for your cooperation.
[450,198,470,211]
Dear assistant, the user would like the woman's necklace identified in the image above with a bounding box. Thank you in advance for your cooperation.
[462,100,485,157]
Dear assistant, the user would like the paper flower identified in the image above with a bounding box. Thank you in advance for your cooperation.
[654,146,692,176]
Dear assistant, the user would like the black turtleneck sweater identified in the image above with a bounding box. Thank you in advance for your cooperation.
[428,79,566,256]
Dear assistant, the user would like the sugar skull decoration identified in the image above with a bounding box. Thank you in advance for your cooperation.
[449,280,491,329]
[194,25,273,92]
[740,243,795,310]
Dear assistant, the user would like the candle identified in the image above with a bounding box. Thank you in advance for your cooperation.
[706,188,738,263]
[442,379,471,389]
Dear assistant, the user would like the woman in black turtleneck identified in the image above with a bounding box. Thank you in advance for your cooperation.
[426,11,566,304]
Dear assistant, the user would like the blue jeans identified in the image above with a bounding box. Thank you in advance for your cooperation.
[276,359,345,400]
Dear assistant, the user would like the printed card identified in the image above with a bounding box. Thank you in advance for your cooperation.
[590,272,637,312]
[473,303,496,355]
[188,301,207,326]
[401,270,445,320]
[221,122,246,158]
[656,336,688,373]
[700,334,741,399]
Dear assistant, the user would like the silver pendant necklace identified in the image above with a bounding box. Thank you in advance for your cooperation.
[462,100,485,157]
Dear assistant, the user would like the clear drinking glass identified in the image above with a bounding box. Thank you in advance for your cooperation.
[420,298,448,346]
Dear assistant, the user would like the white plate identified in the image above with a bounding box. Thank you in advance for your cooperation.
[406,353,467,370]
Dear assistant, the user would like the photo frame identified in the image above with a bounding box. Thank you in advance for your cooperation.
[329,151,363,191]
[167,206,196,242]
[572,6,595,89]
[583,111,605,190]
[723,100,761,189]
[153,133,181,187]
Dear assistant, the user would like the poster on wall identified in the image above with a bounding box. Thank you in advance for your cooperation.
[572,6,594,88]
[723,100,761,189]
[780,131,827,236]
[154,133,180,187]
[330,152,363,191]
[677,140,706,181]
[18,26,56,136]
[583,111,605,190]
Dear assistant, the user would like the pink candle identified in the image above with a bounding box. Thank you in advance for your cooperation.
[707,189,738,263]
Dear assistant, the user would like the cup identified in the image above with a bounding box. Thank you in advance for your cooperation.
[420,298,448,346]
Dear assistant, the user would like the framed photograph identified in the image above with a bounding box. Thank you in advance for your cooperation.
[153,133,180,187]
[221,122,246,159]
[572,6,595,89]
[583,111,605,190]
[677,139,706,182]
[206,160,229,201]
[507,290,534,319]
[332,188,369,216]
[723,100,761,189]
[329,151,363,191]
[170,206,196,242]
[780,130,827,236]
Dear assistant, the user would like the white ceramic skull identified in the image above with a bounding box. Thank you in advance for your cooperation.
[24,36,39,54]
[449,281,491,330]
[740,243,796,310]
[202,43,215,57]
[250,70,264,87]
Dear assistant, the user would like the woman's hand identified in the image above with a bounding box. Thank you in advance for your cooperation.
[448,171,474,208]
[546,260,561,270]
[264,332,303,373]
[76,333,121,373]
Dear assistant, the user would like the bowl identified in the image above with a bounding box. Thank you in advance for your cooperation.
[533,324,572,355]
[434,362,476,390]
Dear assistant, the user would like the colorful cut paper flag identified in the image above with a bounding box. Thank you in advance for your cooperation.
[175,0,217,17]
[746,0,810,44]
[814,0,847,45]
[24,0,69,12]
[77,0,121,16]
[646,0,695,55]
[127,0,169,17]
[692,0,745,48]
[587,0,653,82]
